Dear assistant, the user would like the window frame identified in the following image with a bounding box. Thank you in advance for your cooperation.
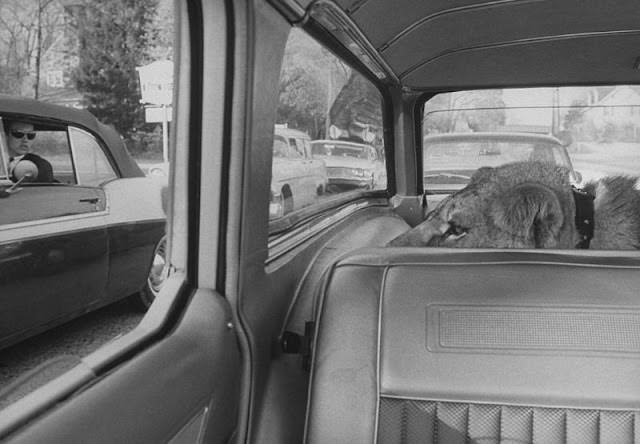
[68,126,118,187]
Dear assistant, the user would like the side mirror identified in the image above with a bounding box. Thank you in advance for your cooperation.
[0,162,37,197]
[10,159,38,182]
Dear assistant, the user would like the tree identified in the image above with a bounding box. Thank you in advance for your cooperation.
[329,73,382,138]
[73,0,158,140]
[0,0,63,97]
[277,29,352,137]
[563,100,586,130]
[278,65,326,135]
[147,0,173,61]
[424,90,506,133]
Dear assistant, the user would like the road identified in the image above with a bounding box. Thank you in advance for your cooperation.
[0,301,144,409]
[571,142,640,181]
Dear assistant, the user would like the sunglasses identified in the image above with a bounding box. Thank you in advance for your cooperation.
[11,131,36,140]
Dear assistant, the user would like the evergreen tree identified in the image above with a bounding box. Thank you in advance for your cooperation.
[73,0,158,140]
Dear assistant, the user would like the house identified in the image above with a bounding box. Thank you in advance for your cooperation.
[580,85,640,141]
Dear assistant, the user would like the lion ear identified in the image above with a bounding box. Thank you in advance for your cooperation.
[492,183,564,248]
[471,166,495,183]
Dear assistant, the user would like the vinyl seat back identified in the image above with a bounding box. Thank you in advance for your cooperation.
[304,248,640,443]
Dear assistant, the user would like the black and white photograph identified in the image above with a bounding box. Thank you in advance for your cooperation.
[0,0,639,443]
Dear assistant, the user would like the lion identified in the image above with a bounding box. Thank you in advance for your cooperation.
[388,161,640,249]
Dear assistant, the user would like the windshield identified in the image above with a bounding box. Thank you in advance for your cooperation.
[424,138,571,185]
[311,142,372,159]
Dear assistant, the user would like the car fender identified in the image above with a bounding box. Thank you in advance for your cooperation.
[102,177,167,225]
[101,177,167,300]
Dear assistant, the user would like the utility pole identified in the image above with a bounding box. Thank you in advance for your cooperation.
[34,0,43,99]
[325,67,333,138]
[552,87,560,135]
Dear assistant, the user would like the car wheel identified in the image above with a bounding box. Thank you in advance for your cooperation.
[130,235,168,311]
[282,186,294,214]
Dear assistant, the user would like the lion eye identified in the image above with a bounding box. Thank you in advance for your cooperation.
[445,221,468,240]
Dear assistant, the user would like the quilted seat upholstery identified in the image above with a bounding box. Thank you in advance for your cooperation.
[379,398,639,443]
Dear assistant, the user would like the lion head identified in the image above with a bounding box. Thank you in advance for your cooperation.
[390,162,581,248]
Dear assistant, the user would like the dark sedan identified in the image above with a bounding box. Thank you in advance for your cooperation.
[0,96,167,350]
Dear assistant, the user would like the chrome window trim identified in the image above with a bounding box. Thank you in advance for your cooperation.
[0,209,108,242]
[266,198,388,263]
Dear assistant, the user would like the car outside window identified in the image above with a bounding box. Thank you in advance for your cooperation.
[270,28,386,224]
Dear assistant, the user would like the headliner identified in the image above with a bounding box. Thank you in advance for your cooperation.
[287,0,640,91]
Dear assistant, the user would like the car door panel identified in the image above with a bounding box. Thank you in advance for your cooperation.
[105,220,165,300]
[0,226,108,350]
[0,185,109,349]
[101,177,167,299]
[4,288,241,444]
[0,186,105,226]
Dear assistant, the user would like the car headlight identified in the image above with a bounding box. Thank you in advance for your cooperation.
[269,189,283,219]
[149,167,166,177]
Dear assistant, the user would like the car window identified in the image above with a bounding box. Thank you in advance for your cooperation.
[69,127,117,186]
[0,0,173,408]
[293,138,306,158]
[33,129,75,183]
[303,138,312,159]
[0,117,117,187]
[270,28,386,224]
[273,138,290,158]
[423,86,640,189]
[421,86,640,249]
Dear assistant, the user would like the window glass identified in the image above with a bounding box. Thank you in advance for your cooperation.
[70,127,117,186]
[32,129,75,184]
[0,0,173,405]
[270,28,386,221]
[0,131,8,180]
[422,86,640,249]
[0,117,76,185]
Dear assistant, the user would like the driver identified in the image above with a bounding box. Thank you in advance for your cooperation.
[4,119,54,182]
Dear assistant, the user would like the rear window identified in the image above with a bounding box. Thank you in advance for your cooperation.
[417,86,640,250]
[423,86,640,187]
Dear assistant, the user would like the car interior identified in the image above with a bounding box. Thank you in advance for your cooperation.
[1,0,640,443]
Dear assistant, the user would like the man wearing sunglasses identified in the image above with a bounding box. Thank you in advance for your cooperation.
[4,120,54,182]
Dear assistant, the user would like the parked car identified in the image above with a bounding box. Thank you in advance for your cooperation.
[270,125,327,218]
[6,1,640,444]
[310,139,385,191]
[0,96,167,350]
[423,132,581,203]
